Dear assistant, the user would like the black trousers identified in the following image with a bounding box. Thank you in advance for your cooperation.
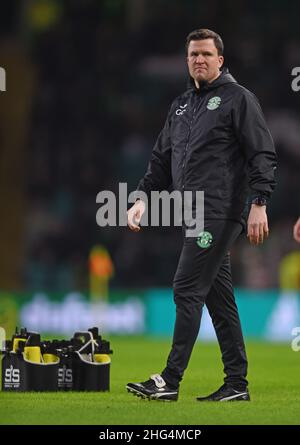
[161,219,248,390]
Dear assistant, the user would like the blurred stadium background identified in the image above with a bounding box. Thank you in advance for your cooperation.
[0,0,299,344]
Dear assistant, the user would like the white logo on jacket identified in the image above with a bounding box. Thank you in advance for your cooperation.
[175,104,187,115]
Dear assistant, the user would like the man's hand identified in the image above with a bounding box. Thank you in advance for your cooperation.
[293,217,300,243]
[127,200,146,232]
[247,204,269,245]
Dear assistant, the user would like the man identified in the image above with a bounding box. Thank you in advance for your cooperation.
[126,29,277,402]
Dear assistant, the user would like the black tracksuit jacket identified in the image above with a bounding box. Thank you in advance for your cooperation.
[137,68,277,222]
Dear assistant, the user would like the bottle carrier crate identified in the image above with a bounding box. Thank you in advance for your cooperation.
[1,327,112,392]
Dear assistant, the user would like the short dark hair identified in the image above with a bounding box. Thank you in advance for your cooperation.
[186,29,224,56]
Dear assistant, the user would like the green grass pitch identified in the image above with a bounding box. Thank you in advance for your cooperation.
[0,337,299,425]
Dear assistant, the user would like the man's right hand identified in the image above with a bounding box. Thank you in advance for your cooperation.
[127,200,146,232]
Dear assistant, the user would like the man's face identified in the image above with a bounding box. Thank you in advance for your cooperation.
[187,39,224,85]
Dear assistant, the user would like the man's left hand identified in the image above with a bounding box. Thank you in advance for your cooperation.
[247,204,269,245]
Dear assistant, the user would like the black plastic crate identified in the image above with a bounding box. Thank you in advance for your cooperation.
[1,327,112,392]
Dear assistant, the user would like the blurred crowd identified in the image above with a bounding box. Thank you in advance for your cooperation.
[1,0,299,291]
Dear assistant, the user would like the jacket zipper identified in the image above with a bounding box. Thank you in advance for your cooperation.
[181,93,206,191]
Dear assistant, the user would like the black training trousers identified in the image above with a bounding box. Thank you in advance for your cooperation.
[161,219,248,390]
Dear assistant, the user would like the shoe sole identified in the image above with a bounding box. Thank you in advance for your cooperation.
[126,385,178,402]
[196,394,250,402]
[220,394,250,402]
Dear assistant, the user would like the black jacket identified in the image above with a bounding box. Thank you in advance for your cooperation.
[137,68,277,221]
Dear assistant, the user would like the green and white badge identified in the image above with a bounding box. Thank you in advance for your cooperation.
[196,231,213,249]
[207,96,221,110]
